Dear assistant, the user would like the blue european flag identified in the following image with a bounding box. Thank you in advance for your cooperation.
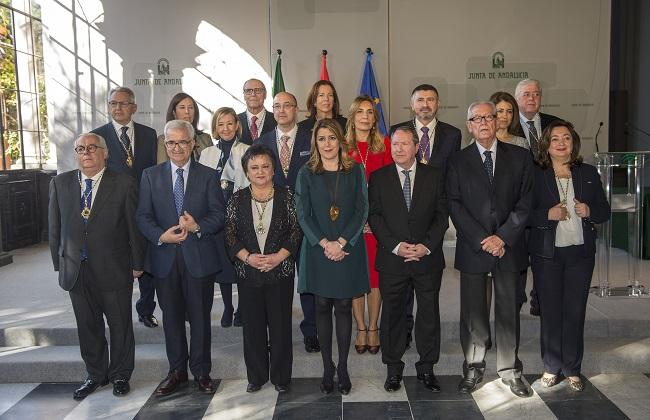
[360,51,388,136]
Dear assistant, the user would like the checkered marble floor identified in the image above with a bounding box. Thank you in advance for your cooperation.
[1,374,649,419]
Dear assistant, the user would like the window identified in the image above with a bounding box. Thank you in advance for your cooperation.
[0,0,50,170]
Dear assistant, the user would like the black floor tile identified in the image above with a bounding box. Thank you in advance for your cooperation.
[133,379,220,420]
[276,377,341,404]
[410,400,484,420]
[546,400,629,419]
[273,402,342,420]
[0,383,81,420]
[343,401,412,420]
[403,375,474,401]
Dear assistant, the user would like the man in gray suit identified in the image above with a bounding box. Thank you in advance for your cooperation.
[48,133,144,400]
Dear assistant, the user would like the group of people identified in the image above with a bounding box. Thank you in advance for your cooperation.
[48,76,609,402]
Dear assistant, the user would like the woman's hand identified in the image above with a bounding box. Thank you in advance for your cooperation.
[258,253,283,272]
[247,253,266,270]
[323,241,348,262]
[574,198,590,218]
[548,203,569,221]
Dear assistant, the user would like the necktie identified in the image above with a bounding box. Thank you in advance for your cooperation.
[174,168,185,217]
[419,127,431,162]
[250,115,259,140]
[80,178,93,260]
[120,126,134,166]
[402,169,412,211]
[483,150,494,185]
[526,120,539,159]
[280,135,291,174]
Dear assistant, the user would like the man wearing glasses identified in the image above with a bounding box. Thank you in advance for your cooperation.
[237,79,277,145]
[92,86,160,330]
[446,101,533,397]
[136,120,225,396]
[49,133,145,400]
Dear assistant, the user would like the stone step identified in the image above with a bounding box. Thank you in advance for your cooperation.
[1,337,649,383]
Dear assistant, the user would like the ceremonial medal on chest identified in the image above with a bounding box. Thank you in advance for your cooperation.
[81,206,91,219]
[329,205,340,221]
[126,155,133,168]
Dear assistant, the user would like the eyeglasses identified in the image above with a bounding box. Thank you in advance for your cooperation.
[468,115,496,123]
[109,101,134,108]
[165,140,192,149]
[243,88,265,95]
[272,103,296,111]
[74,144,104,154]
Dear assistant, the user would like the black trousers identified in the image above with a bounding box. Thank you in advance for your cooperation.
[239,280,294,387]
[296,247,317,338]
[155,248,214,377]
[460,267,522,380]
[69,262,134,382]
[531,245,594,376]
[379,270,442,377]
[135,271,156,317]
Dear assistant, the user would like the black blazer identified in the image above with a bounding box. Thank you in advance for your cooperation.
[513,112,561,139]
[48,169,145,291]
[528,163,610,258]
[390,119,461,176]
[446,141,533,273]
[368,162,448,275]
[258,125,311,190]
[91,122,158,184]
[225,187,302,287]
[297,115,348,138]
[237,110,277,145]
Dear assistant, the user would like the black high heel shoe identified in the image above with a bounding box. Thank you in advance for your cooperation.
[220,306,234,328]
[337,366,351,395]
[320,362,336,394]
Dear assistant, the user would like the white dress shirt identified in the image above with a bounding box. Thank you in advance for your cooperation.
[518,112,542,149]
[170,159,191,192]
[247,109,267,134]
[111,120,135,154]
[475,138,498,176]
[79,168,106,210]
[414,117,438,151]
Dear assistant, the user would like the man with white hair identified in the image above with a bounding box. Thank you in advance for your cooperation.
[514,79,560,159]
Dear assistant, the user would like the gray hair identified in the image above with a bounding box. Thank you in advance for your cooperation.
[466,101,497,121]
[108,86,136,103]
[164,119,195,140]
[514,79,542,98]
[390,125,419,146]
[75,132,109,158]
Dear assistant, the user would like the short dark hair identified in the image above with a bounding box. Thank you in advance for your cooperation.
[411,84,439,98]
[536,119,583,169]
[305,80,341,119]
[166,93,200,130]
[391,125,419,146]
[241,143,276,174]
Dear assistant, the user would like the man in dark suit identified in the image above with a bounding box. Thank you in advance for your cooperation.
[390,84,461,348]
[238,79,277,145]
[447,101,533,398]
[91,86,160,329]
[136,120,225,396]
[49,133,144,400]
[258,91,317,353]
[368,126,449,393]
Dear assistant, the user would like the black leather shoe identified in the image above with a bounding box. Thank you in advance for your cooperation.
[384,375,402,392]
[195,376,217,394]
[502,378,531,397]
[274,384,289,393]
[304,336,321,353]
[112,379,130,397]
[73,378,109,400]
[247,383,262,393]
[155,370,188,396]
[417,373,441,392]
[233,310,242,327]
[138,314,158,328]
[405,332,412,350]
[458,373,483,393]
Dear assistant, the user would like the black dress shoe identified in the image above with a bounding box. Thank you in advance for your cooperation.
[195,376,217,394]
[304,336,321,353]
[247,383,262,393]
[417,373,441,392]
[502,378,531,397]
[112,379,130,397]
[458,373,483,393]
[138,314,158,328]
[384,375,402,392]
[274,384,289,393]
[73,378,109,400]
[233,310,242,327]
[155,370,188,396]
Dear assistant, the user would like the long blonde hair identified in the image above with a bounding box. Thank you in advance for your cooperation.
[345,95,385,153]
[307,118,355,174]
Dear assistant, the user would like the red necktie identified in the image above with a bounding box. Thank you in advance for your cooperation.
[251,115,259,140]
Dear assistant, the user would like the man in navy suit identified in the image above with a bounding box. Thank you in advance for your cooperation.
[258,91,318,353]
[238,79,277,145]
[390,84,461,348]
[136,120,225,396]
[91,87,160,329]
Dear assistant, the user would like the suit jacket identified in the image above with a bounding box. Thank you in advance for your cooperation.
[513,112,561,139]
[446,141,533,273]
[390,119,461,176]
[136,160,225,279]
[258,125,311,190]
[368,162,448,275]
[237,110,277,145]
[48,169,145,291]
[529,163,610,258]
[91,122,158,184]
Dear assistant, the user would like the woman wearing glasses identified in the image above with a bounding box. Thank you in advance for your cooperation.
[157,93,212,163]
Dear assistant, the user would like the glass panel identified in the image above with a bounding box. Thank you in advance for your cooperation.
[19,91,37,131]
[3,129,21,169]
[15,50,36,93]
[20,128,39,168]
[40,130,53,167]
[8,1,30,14]
[12,12,32,55]
[0,5,13,50]
[2,89,19,131]
[31,16,41,57]
[32,1,41,19]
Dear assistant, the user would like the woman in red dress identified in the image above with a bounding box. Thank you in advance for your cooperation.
[345,95,392,354]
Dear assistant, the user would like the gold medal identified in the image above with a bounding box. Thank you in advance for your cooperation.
[81,207,91,219]
[421,157,428,164]
[126,155,133,167]
[329,205,340,221]
[220,180,229,189]
[256,222,266,235]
